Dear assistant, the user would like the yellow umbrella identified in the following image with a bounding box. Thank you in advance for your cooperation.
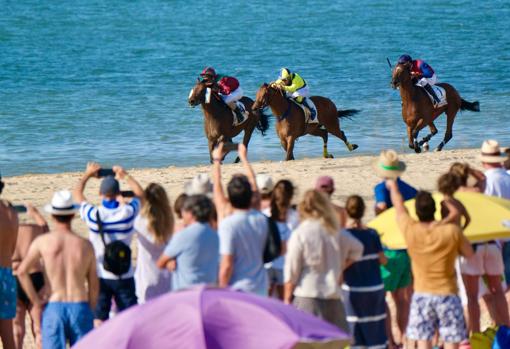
[367,192,510,249]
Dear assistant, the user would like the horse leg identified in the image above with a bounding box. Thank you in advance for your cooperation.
[436,110,456,152]
[328,127,358,152]
[234,124,256,163]
[208,139,216,163]
[309,127,333,158]
[285,136,296,161]
[419,122,439,151]
[407,125,414,150]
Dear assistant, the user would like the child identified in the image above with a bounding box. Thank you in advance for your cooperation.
[437,173,471,229]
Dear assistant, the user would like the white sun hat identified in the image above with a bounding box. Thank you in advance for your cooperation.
[480,140,507,164]
[44,190,79,215]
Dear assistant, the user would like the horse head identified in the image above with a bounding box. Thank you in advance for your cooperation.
[188,78,216,107]
[391,63,412,89]
[252,82,281,111]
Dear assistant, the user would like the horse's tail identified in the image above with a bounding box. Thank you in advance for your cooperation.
[337,109,360,119]
[460,99,480,112]
[255,109,270,135]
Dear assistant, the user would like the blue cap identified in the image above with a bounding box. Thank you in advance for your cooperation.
[100,176,120,196]
[398,54,412,64]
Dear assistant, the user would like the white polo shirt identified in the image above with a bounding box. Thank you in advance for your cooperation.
[80,199,140,279]
[484,168,510,199]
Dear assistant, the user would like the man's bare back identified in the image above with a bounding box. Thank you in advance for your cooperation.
[0,200,19,268]
[18,228,98,309]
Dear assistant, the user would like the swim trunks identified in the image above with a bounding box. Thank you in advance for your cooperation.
[0,266,16,319]
[42,302,94,348]
[16,271,45,306]
[380,249,412,292]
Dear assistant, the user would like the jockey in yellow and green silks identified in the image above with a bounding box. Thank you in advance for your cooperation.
[275,68,316,120]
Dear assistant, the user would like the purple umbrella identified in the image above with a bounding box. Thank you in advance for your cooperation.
[73,286,350,349]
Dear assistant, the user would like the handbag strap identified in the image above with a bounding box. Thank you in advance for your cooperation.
[96,210,107,247]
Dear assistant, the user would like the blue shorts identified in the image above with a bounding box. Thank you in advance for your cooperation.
[0,267,16,319]
[42,302,94,348]
[407,293,467,343]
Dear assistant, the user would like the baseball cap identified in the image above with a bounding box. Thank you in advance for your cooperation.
[100,176,120,196]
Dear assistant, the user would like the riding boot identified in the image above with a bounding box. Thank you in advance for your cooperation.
[423,84,441,105]
[303,98,317,120]
[234,107,244,124]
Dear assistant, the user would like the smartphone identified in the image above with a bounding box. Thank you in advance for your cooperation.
[120,190,135,198]
[13,205,27,213]
[98,168,115,177]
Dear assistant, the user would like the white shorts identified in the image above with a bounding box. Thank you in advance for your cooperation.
[220,87,243,105]
[416,74,438,87]
[288,85,310,99]
[460,243,504,276]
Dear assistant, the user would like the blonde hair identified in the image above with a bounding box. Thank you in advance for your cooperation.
[298,190,339,234]
[141,183,174,244]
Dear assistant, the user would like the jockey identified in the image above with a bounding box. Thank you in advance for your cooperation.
[275,68,316,120]
[200,67,245,123]
[398,54,442,106]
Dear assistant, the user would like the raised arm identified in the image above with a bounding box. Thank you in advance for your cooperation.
[238,143,261,210]
[74,162,101,203]
[26,204,49,233]
[470,168,486,192]
[113,166,144,199]
[386,179,409,220]
[211,143,229,220]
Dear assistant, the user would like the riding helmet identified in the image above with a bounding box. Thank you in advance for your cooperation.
[280,68,292,80]
[200,66,216,78]
[398,54,412,64]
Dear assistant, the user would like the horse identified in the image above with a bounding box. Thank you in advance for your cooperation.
[391,62,480,153]
[188,79,269,162]
[252,83,359,161]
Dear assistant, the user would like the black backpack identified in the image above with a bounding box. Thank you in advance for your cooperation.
[96,211,132,277]
[263,217,282,264]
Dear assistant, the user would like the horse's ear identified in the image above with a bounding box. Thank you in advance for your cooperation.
[197,77,201,83]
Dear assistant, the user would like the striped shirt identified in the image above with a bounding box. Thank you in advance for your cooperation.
[80,199,141,279]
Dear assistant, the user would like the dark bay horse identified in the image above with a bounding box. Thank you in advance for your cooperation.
[188,79,269,162]
[391,62,479,153]
[252,83,359,161]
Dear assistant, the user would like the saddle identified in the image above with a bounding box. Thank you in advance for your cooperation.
[419,84,448,108]
[289,98,319,124]
[231,100,249,126]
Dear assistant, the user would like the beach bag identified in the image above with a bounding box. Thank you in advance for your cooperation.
[493,325,510,349]
[97,211,132,277]
[218,76,239,95]
[263,217,282,264]
[470,326,497,349]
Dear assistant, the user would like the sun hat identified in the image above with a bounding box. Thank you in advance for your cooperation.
[315,176,335,191]
[256,174,274,195]
[184,174,213,196]
[44,190,79,215]
[100,176,120,196]
[480,140,506,164]
[374,150,406,179]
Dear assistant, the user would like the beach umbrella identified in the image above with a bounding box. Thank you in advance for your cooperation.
[73,286,350,349]
[368,192,510,249]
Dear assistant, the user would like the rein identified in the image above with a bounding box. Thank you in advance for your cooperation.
[270,86,292,121]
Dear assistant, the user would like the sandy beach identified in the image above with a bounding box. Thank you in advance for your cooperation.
[6,148,481,234]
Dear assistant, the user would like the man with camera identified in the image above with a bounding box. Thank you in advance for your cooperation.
[74,162,144,325]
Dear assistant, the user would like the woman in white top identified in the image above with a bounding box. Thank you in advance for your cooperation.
[134,183,174,303]
[284,190,363,331]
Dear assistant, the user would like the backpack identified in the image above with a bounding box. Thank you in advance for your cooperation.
[218,76,240,95]
[263,217,282,264]
[96,211,132,277]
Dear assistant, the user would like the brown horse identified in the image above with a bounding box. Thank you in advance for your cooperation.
[188,79,269,162]
[391,62,479,153]
[252,83,359,161]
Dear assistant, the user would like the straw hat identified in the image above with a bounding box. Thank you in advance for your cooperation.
[480,140,506,163]
[256,174,274,195]
[44,190,79,215]
[374,150,406,179]
[184,174,213,196]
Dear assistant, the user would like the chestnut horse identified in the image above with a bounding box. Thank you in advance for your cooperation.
[252,83,359,161]
[188,79,269,162]
[391,62,479,153]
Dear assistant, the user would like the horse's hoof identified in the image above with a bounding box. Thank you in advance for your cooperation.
[327,154,334,159]
[234,156,240,163]
[423,142,430,152]
[348,144,358,151]
[408,144,415,150]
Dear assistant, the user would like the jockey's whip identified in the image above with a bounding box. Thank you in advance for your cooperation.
[386,57,392,69]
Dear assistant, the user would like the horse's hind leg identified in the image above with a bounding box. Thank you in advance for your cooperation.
[309,127,333,158]
[234,124,256,163]
[329,127,358,152]
[436,110,456,152]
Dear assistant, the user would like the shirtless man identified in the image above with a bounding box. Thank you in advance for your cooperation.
[17,190,98,349]
[0,174,19,349]
[12,205,49,349]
